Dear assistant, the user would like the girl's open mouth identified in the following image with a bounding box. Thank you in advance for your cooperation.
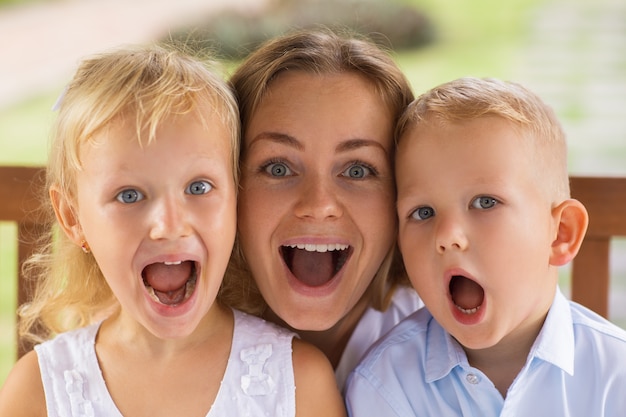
[142,260,197,306]
[281,243,351,287]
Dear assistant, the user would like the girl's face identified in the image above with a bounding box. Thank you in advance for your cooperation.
[57,110,237,340]
[238,71,396,331]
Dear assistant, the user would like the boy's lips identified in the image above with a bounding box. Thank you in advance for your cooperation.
[449,274,485,315]
[280,243,351,288]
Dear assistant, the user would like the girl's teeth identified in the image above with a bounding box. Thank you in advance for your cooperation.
[164,261,182,265]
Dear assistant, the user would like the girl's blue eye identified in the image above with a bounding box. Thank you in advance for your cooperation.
[471,196,498,210]
[264,162,292,177]
[342,163,374,179]
[186,180,212,195]
[116,189,143,204]
[411,206,435,220]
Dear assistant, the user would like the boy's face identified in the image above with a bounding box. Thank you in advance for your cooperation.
[66,110,236,339]
[396,116,559,351]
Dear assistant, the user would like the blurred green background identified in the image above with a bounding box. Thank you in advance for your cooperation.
[1,0,625,387]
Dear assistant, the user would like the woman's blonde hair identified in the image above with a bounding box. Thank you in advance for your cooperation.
[19,44,240,345]
[228,28,415,314]
[397,77,570,200]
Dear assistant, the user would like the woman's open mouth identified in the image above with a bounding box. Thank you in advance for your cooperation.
[142,260,197,306]
[281,243,351,287]
[449,275,484,314]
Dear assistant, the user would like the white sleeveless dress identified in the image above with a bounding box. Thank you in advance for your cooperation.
[35,309,296,417]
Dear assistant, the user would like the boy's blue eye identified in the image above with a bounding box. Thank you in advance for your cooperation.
[471,196,498,210]
[116,189,143,204]
[186,180,212,195]
[264,162,292,177]
[411,206,435,220]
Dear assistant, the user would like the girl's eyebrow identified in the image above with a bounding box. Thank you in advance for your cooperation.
[246,131,304,151]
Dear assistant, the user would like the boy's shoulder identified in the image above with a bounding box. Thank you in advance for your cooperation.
[569,299,626,347]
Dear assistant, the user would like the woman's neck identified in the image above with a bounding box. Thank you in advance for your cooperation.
[264,293,371,368]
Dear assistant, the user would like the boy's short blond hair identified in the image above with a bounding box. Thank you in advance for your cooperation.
[397,77,570,201]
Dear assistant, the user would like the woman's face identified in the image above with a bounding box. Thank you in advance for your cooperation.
[238,71,396,331]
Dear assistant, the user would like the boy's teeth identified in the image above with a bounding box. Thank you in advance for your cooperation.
[456,304,481,315]
[164,261,182,265]
[288,243,349,252]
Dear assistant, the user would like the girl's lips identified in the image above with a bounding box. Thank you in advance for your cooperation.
[142,260,197,306]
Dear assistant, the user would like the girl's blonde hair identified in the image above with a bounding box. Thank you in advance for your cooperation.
[19,44,240,345]
[397,77,570,200]
[228,28,415,314]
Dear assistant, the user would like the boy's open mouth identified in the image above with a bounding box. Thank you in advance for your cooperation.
[281,243,351,287]
[450,275,484,314]
[142,260,197,306]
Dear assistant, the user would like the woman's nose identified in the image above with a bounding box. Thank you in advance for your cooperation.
[293,175,343,220]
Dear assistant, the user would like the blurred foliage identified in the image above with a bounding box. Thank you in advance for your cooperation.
[165,0,435,60]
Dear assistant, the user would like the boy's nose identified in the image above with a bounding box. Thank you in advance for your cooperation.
[435,216,469,254]
[293,175,343,220]
[149,196,192,240]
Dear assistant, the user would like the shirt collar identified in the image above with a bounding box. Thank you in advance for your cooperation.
[423,288,575,382]
[528,288,575,375]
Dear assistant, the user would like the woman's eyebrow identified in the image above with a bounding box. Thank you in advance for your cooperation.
[336,138,388,155]
[246,131,304,151]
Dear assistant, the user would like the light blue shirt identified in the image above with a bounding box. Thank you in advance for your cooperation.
[345,289,626,417]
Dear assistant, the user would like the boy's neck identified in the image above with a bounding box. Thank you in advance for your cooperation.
[462,310,548,398]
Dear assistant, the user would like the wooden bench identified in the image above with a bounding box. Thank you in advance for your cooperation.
[2,166,626,358]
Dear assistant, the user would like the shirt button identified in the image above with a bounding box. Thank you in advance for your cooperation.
[466,373,480,384]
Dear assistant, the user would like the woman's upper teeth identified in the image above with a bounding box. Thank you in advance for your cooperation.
[287,243,349,252]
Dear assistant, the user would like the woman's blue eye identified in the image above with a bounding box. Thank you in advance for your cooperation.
[186,180,212,195]
[471,196,498,210]
[342,163,373,179]
[116,189,143,204]
[411,206,435,220]
[264,162,292,177]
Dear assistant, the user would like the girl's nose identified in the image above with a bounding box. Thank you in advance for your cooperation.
[149,196,192,240]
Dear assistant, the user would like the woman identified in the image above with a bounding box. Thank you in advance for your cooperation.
[229,29,422,389]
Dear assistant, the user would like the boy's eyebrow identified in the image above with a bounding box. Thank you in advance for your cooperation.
[246,131,304,151]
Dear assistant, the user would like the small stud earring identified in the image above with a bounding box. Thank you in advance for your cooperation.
[80,240,91,254]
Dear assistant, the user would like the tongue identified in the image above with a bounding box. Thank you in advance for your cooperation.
[143,261,192,305]
[291,249,334,287]
[450,276,484,310]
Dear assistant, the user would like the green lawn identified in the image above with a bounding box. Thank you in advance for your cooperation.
[0,0,560,386]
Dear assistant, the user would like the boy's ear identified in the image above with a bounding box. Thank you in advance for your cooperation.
[49,185,83,246]
[549,199,589,266]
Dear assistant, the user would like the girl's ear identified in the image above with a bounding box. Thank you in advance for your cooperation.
[550,199,589,266]
[49,185,83,245]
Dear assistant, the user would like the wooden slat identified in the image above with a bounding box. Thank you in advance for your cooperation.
[570,176,626,318]
[0,166,46,358]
